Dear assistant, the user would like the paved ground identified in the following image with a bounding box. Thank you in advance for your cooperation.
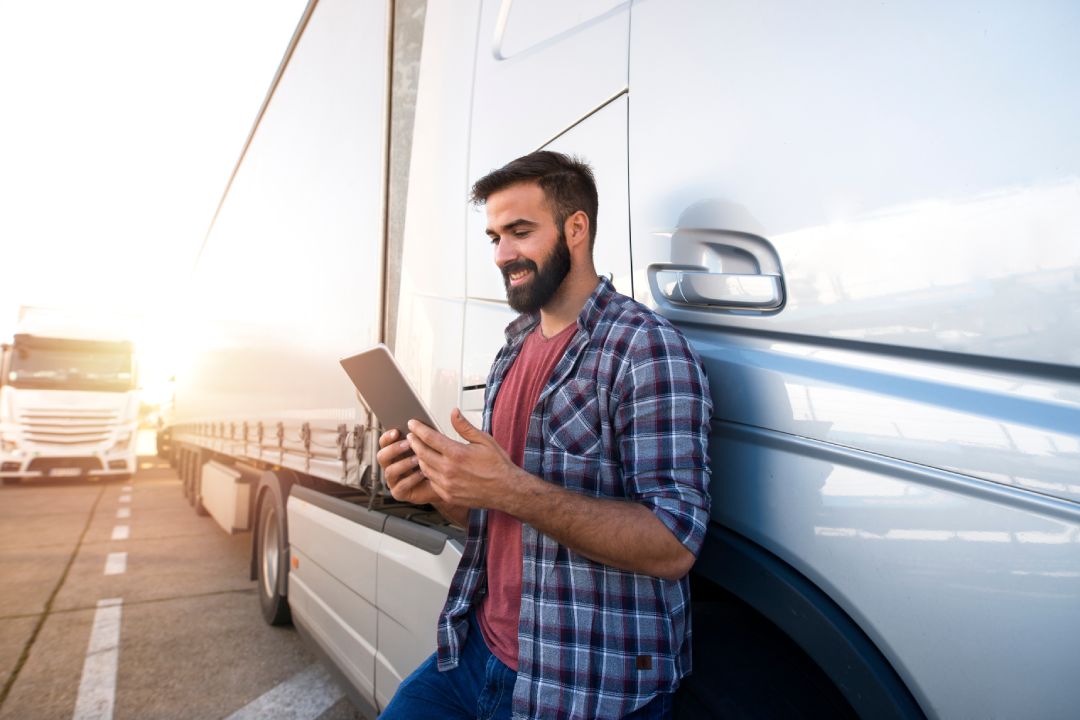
[0,454,363,720]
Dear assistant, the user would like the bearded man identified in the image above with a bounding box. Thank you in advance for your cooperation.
[376,151,712,720]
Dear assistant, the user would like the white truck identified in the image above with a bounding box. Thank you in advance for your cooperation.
[167,1,1080,718]
[0,306,139,483]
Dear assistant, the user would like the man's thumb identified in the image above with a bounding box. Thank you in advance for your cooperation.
[451,408,482,440]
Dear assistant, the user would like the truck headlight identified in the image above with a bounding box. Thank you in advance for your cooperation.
[112,434,132,451]
[1,439,16,452]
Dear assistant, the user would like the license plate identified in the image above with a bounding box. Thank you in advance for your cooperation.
[50,468,81,477]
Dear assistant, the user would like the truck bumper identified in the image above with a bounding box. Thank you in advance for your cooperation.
[0,451,136,479]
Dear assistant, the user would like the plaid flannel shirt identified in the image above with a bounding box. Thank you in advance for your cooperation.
[436,277,712,719]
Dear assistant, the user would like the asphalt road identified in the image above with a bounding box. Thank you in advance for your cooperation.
[0,453,363,720]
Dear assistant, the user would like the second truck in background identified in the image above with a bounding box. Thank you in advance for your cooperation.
[1,306,139,484]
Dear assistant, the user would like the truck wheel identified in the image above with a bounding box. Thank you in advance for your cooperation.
[256,495,292,626]
[193,463,208,516]
[675,589,856,719]
[180,450,191,500]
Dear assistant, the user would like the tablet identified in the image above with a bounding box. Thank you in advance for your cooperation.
[339,343,444,436]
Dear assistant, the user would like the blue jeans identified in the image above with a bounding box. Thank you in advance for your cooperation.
[378,612,672,719]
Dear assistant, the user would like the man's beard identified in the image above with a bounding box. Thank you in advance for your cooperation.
[501,232,572,314]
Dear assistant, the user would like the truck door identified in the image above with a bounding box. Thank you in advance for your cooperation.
[461,0,633,422]
[627,1,1080,718]
[373,517,462,709]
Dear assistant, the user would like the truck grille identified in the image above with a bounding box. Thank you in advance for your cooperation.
[19,408,119,446]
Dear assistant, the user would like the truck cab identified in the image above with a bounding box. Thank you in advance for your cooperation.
[0,331,139,483]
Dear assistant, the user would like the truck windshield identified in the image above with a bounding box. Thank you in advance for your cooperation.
[8,344,135,392]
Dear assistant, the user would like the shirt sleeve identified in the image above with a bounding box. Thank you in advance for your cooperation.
[614,322,713,556]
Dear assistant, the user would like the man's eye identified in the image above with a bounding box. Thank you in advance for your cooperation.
[489,236,500,245]
[513,230,530,238]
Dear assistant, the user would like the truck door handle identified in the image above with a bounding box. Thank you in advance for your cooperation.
[654,270,783,310]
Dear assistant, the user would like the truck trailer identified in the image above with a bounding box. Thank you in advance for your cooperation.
[167,1,1080,718]
[1,306,139,483]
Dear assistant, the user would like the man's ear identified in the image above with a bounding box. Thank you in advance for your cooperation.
[564,210,590,251]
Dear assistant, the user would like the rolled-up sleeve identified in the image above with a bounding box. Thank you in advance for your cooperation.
[614,324,712,556]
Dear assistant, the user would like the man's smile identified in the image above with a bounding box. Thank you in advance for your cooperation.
[501,259,538,288]
[508,268,532,286]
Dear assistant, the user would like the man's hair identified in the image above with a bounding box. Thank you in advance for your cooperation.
[470,151,598,249]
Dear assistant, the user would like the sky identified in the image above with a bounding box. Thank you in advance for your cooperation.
[0,0,308,402]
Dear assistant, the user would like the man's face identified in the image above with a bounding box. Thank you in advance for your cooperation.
[485,182,572,314]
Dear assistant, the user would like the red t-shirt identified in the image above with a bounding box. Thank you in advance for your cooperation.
[477,321,577,670]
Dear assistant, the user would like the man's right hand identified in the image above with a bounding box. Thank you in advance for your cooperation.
[376,427,442,505]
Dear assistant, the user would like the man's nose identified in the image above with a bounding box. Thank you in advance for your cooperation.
[494,237,517,266]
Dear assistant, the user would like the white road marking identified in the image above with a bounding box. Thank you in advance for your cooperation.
[118,494,131,504]
[111,526,129,541]
[121,485,132,492]
[103,552,127,576]
[223,663,344,720]
[116,507,130,520]
[72,598,122,720]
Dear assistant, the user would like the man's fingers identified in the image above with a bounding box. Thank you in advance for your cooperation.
[376,438,414,469]
[407,419,460,455]
[378,428,399,449]
[407,429,449,473]
[385,454,421,486]
[419,467,453,502]
[415,455,433,481]
[390,467,427,497]
[450,408,485,442]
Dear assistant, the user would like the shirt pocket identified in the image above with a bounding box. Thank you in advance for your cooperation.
[544,378,604,457]
[542,444,608,497]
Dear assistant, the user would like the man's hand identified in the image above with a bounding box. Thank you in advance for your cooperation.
[376,427,442,506]
[406,409,526,510]
[376,426,470,527]
[404,409,694,580]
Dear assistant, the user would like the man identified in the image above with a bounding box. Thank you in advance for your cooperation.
[376,151,712,719]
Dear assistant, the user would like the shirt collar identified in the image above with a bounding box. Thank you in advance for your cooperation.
[503,276,615,345]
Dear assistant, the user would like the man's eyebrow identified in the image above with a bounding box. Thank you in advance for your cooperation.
[486,218,538,236]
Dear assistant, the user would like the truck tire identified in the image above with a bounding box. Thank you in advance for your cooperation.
[180,449,192,501]
[256,494,292,626]
[185,450,208,516]
[675,591,857,719]
[192,460,208,517]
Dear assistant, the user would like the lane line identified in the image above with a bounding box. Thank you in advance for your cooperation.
[103,553,127,576]
[116,508,130,520]
[111,526,129,541]
[117,495,131,504]
[72,598,122,720]
[120,485,132,493]
[223,663,344,720]
[0,485,106,708]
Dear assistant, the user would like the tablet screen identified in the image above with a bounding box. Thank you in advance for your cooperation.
[339,344,443,436]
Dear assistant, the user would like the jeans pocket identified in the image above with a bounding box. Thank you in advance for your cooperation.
[477,654,515,720]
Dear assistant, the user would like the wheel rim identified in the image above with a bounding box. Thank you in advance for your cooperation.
[261,504,279,598]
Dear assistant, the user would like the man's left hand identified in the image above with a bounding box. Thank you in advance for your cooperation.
[406,408,525,510]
